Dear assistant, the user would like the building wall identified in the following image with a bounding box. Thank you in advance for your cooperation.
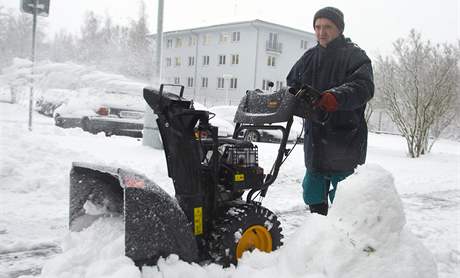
[254,25,316,95]
[161,21,316,107]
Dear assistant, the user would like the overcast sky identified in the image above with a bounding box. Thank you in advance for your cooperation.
[2,0,459,59]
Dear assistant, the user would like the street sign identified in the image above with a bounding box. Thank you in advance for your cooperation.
[20,0,50,17]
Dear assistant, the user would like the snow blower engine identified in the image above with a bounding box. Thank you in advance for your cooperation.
[68,83,322,266]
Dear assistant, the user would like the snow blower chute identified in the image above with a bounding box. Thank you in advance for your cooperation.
[69,83,322,266]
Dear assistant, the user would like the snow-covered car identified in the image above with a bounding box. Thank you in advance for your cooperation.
[192,102,234,138]
[35,89,76,117]
[209,105,304,143]
[54,95,234,138]
[54,93,145,138]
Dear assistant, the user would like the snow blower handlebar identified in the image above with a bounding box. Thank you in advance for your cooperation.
[159,83,185,97]
[241,84,327,201]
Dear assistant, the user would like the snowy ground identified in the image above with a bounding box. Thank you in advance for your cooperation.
[0,59,459,277]
[0,101,459,278]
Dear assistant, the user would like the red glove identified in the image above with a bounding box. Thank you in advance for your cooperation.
[316,92,338,112]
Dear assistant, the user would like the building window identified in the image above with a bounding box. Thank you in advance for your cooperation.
[201,77,208,88]
[218,55,226,65]
[266,32,282,52]
[188,36,196,46]
[232,31,240,42]
[275,81,284,90]
[175,57,181,66]
[268,32,279,46]
[175,38,182,48]
[267,56,276,67]
[166,39,173,48]
[203,55,210,66]
[188,56,195,66]
[174,77,180,85]
[301,40,309,49]
[230,78,238,89]
[202,34,211,45]
[217,77,225,89]
[187,77,194,87]
[231,54,239,65]
[166,57,171,67]
[219,32,230,43]
[262,79,273,90]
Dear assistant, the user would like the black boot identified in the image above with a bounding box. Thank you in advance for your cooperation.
[309,202,328,216]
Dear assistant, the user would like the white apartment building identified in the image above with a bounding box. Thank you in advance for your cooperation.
[161,19,316,106]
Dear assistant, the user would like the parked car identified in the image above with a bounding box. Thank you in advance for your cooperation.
[54,95,234,138]
[54,95,145,138]
[35,89,75,117]
[209,105,304,143]
[191,102,234,138]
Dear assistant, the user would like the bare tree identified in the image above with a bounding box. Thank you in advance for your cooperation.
[375,30,459,158]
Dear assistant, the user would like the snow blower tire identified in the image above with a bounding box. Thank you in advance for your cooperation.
[208,203,283,266]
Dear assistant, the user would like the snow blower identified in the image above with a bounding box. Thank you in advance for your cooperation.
[68,83,321,266]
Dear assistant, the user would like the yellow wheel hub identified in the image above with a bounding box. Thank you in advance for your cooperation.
[236,225,272,259]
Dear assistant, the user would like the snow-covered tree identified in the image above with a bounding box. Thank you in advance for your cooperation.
[50,30,77,62]
[0,8,46,68]
[1,1,154,82]
[123,0,153,79]
[375,30,459,157]
[78,11,105,64]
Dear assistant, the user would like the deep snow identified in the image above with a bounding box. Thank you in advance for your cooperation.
[1,102,459,278]
[0,61,459,277]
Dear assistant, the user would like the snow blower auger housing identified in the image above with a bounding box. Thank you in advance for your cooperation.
[69,83,320,267]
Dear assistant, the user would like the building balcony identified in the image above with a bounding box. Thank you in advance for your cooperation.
[265,41,283,53]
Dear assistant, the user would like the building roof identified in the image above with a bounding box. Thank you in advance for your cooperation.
[150,19,313,38]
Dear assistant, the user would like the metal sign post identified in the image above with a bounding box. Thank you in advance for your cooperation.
[20,0,50,131]
[27,0,37,131]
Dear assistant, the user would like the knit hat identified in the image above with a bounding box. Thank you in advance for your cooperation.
[313,7,345,33]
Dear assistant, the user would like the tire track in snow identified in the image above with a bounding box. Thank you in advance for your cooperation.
[0,244,61,278]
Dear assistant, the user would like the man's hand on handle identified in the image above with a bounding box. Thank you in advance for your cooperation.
[315,92,338,112]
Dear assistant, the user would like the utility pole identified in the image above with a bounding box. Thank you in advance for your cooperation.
[143,0,164,149]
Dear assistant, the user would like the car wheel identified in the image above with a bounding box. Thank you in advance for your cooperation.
[81,118,95,134]
[54,114,63,127]
[243,130,260,142]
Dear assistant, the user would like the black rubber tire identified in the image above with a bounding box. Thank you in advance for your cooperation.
[208,203,283,266]
[54,114,63,127]
[81,117,96,134]
[243,130,261,142]
[81,117,90,132]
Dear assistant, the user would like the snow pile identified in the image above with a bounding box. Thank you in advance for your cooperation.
[0,58,148,108]
[40,217,139,278]
[1,58,147,95]
[272,164,437,278]
[37,164,437,278]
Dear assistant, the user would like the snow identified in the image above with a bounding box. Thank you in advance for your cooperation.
[40,217,139,278]
[0,62,459,278]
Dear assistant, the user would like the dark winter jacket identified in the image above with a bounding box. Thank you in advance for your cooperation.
[286,35,374,172]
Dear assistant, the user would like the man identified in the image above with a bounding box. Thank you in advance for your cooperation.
[286,7,374,216]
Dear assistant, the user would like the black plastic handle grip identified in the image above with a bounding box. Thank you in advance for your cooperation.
[159,84,185,98]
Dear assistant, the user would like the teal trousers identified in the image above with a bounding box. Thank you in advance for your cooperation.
[302,171,353,205]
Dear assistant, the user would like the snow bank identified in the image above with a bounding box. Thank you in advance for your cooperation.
[0,58,148,108]
[272,164,438,278]
[38,164,437,278]
[40,217,139,278]
[2,58,147,94]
